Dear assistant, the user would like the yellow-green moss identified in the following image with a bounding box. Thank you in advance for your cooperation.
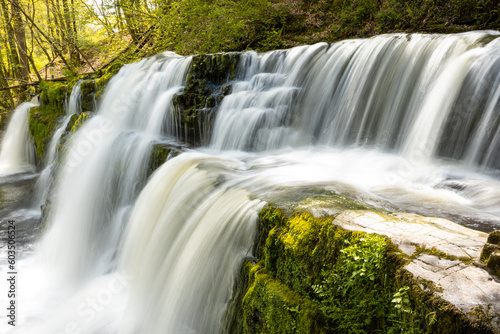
[70,113,89,133]
[28,64,122,162]
[227,199,495,333]
[229,206,419,333]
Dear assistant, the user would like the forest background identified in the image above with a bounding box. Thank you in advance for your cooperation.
[0,0,499,117]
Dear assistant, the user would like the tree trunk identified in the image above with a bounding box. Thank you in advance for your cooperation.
[119,0,140,41]
[52,0,68,53]
[46,0,57,58]
[61,0,78,65]
[11,0,30,80]
[0,0,22,80]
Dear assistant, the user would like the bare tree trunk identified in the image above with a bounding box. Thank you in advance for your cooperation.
[7,0,72,71]
[46,0,57,58]
[61,0,78,65]
[11,0,30,80]
[52,0,68,53]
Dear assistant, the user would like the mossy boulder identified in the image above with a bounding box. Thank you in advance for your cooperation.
[481,230,500,278]
[70,113,90,133]
[488,252,500,278]
[225,191,500,333]
[488,230,500,245]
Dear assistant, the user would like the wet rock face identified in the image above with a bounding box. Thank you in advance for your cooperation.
[482,230,500,278]
[172,53,240,146]
[147,143,183,176]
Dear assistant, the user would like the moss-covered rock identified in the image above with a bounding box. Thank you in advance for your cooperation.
[488,230,500,245]
[488,252,500,278]
[240,267,327,334]
[29,81,69,162]
[79,64,121,112]
[246,207,416,333]
[172,53,240,146]
[28,64,122,163]
[147,143,183,175]
[225,193,500,333]
[70,113,90,133]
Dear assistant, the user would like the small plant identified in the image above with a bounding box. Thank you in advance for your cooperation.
[312,234,393,332]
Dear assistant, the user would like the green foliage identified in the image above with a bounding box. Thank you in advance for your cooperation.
[153,0,286,54]
[338,0,378,27]
[311,234,396,333]
[223,205,460,333]
[241,269,326,334]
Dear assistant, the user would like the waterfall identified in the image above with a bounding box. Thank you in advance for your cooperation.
[210,32,500,162]
[4,32,500,334]
[31,81,82,210]
[118,153,261,334]
[0,98,38,176]
[39,53,192,286]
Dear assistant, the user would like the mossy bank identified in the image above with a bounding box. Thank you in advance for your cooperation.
[223,191,500,333]
[28,64,121,162]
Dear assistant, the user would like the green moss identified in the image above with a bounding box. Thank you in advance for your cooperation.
[28,64,122,162]
[29,81,69,161]
[487,230,500,245]
[241,268,326,334]
[486,252,500,278]
[70,113,89,133]
[227,206,421,333]
[147,143,182,175]
[79,65,121,112]
[226,193,498,333]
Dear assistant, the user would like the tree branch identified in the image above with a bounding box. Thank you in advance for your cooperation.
[6,0,72,70]
[0,77,66,91]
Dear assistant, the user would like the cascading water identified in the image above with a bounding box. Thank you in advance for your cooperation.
[39,53,192,286]
[0,98,38,176]
[4,31,500,334]
[211,32,498,154]
[31,81,82,210]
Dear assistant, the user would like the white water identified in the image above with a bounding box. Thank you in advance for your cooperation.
[31,82,82,210]
[0,98,38,176]
[4,32,500,334]
[39,53,192,287]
